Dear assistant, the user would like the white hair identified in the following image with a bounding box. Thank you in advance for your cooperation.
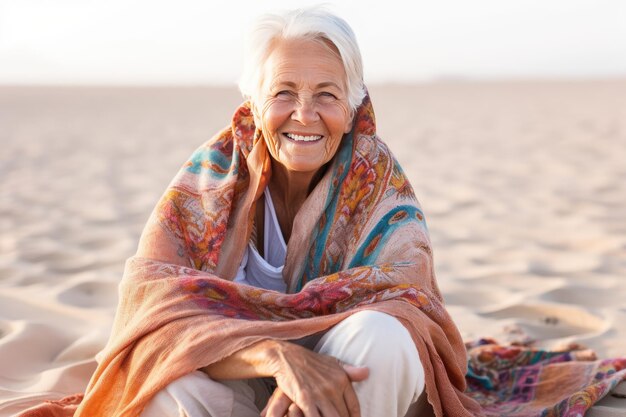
[238,6,366,111]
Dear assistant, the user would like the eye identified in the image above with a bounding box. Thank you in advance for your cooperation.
[319,91,337,99]
[275,90,293,98]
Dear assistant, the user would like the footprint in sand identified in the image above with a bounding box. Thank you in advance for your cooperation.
[479,303,609,339]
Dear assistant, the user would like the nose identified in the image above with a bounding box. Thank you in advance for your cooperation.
[291,97,319,125]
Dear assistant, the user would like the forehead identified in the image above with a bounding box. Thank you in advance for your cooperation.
[261,38,347,88]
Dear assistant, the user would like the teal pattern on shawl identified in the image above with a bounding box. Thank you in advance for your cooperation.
[348,205,426,268]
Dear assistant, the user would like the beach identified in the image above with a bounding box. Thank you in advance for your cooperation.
[1,81,625,415]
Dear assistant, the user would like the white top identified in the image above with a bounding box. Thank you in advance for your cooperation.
[233,188,287,292]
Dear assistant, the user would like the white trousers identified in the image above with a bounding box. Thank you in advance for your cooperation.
[141,311,428,417]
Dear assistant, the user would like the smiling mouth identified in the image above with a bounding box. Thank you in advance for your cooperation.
[284,133,323,143]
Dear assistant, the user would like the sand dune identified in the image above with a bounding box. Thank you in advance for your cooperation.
[1,82,624,415]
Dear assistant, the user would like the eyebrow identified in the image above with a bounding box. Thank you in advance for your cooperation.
[271,80,343,90]
[317,81,342,90]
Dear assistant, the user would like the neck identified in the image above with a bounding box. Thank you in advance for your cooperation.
[266,160,326,243]
[269,160,324,207]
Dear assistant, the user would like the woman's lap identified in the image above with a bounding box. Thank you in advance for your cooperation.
[315,311,426,417]
[140,311,425,417]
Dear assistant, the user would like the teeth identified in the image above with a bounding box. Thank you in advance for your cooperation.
[285,133,322,142]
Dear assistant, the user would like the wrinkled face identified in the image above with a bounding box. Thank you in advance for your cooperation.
[253,38,354,175]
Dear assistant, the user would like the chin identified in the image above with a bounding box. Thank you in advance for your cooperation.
[285,163,324,173]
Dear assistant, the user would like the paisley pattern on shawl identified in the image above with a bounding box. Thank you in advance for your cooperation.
[465,339,626,416]
[154,103,259,272]
[177,264,435,321]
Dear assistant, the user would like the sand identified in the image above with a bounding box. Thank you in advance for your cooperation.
[1,82,625,415]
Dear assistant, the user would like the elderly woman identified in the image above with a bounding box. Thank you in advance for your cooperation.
[67,7,481,417]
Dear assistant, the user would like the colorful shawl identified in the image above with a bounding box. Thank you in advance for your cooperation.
[465,339,626,416]
[17,95,624,417]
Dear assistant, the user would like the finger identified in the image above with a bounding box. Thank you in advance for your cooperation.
[260,388,278,416]
[317,397,343,417]
[294,391,322,417]
[344,384,362,417]
[342,363,369,381]
[342,364,369,382]
[264,388,294,417]
[287,402,304,417]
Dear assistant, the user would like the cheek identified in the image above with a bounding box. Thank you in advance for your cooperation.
[319,105,350,156]
[324,134,342,160]
[261,100,292,131]
[323,123,346,158]
[328,106,352,137]
[258,102,282,151]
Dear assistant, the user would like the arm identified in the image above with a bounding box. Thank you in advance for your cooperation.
[200,339,283,379]
[201,339,369,417]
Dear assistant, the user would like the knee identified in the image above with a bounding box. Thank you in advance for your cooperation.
[141,373,200,416]
[316,310,426,407]
[318,310,420,370]
[141,371,241,417]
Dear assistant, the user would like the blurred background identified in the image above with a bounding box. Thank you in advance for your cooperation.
[1,0,626,85]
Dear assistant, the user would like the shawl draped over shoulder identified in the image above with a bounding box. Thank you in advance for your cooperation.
[23,95,483,416]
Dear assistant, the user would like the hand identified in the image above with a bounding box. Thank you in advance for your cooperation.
[261,387,303,417]
[261,346,369,417]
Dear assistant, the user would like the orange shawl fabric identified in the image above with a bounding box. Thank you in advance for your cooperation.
[19,95,482,417]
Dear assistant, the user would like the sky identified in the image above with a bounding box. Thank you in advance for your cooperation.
[1,0,625,85]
